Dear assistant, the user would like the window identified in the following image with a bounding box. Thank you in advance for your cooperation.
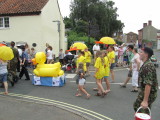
[0,17,10,29]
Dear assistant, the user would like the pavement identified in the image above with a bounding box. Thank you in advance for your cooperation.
[0,51,160,120]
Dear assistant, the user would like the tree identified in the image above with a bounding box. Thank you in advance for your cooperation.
[69,0,124,37]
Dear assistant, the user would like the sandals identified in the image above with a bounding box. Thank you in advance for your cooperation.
[131,89,138,92]
[93,88,98,91]
[75,93,82,97]
[3,92,8,95]
[86,94,91,99]
[95,93,101,96]
[120,84,126,88]
[101,92,107,98]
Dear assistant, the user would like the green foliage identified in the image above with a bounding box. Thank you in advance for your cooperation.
[70,0,124,37]
[67,31,96,51]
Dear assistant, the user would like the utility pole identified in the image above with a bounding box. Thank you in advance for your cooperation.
[53,20,61,51]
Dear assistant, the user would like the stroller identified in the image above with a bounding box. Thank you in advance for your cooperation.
[151,55,159,68]
[62,55,76,73]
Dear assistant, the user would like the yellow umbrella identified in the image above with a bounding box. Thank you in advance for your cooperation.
[0,46,14,60]
[71,42,87,50]
[100,37,116,44]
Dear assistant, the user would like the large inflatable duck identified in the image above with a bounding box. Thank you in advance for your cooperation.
[32,52,64,77]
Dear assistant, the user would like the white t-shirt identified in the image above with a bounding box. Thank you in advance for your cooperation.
[92,44,100,55]
[131,54,140,71]
[18,48,22,57]
[114,46,119,56]
[47,50,53,59]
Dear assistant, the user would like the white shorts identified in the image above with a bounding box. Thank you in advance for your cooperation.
[79,78,86,86]
[132,71,139,87]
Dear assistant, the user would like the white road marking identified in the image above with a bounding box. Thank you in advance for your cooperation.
[159,86,160,90]
[29,73,33,76]
[89,68,128,73]
[70,81,132,85]
[66,74,77,79]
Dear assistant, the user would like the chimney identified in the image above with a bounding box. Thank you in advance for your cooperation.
[143,23,147,28]
[148,20,152,26]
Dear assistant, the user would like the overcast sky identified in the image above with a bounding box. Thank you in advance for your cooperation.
[58,0,160,34]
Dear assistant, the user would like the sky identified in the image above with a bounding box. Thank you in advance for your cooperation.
[58,0,160,34]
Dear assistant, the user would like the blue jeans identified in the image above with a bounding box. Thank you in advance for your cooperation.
[0,73,8,82]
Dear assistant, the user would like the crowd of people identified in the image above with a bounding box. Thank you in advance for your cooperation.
[0,41,158,114]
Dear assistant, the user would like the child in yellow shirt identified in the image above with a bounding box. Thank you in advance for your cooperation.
[84,48,92,75]
[103,50,111,93]
[76,51,87,72]
[94,51,106,97]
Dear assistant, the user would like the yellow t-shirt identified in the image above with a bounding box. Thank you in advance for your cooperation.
[108,51,115,63]
[104,56,110,76]
[85,51,91,63]
[94,57,105,79]
[77,55,87,71]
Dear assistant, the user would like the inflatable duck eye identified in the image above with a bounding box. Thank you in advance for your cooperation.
[35,52,46,64]
[0,46,14,60]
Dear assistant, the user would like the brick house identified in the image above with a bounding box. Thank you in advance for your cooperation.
[126,32,138,44]
[138,20,158,48]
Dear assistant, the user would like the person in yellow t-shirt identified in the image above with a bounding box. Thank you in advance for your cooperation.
[84,48,92,75]
[107,46,115,83]
[76,51,87,72]
[102,50,111,93]
[94,51,106,97]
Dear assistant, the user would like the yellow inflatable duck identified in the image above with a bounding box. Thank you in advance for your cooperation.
[32,52,64,77]
[0,45,14,60]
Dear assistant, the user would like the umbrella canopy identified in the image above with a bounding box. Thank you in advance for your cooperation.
[0,44,6,47]
[0,46,14,60]
[71,42,87,50]
[67,47,80,52]
[100,37,116,44]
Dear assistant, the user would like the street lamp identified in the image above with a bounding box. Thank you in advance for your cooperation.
[53,20,61,50]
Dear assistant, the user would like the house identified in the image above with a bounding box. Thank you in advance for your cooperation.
[138,20,158,48]
[126,32,138,44]
[0,0,67,56]
[157,30,160,49]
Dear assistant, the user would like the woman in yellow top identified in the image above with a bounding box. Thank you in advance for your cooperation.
[103,50,111,93]
[107,46,115,83]
[94,51,106,97]
[84,48,91,75]
[76,51,87,72]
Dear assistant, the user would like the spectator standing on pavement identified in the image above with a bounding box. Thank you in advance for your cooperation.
[30,48,36,59]
[118,46,124,67]
[84,48,92,76]
[9,41,19,83]
[19,47,30,80]
[92,42,100,62]
[46,46,53,64]
[75,63,91,99]
[134,47,158,114]
[108,46,116,83]
[120,45,134,88]
[130,48,140,92]
[59,49,64,65]
[0,59,9,95]
[17,46,22,72]
[114,44,119,66]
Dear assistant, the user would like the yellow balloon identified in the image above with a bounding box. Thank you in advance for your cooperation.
[0,46,14,60]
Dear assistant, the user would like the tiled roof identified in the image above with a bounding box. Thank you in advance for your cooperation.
[0,0,49,16]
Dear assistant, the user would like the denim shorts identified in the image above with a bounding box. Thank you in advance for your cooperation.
[104,76,109,78]
[110,63,115,70]
[0,73,8,82]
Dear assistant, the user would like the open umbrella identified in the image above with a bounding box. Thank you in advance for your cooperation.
[67,47,80,52]
[100,37,116,44]
[71,42,87,50]
[0,46,14,60]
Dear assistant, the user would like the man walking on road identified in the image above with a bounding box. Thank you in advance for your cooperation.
[133,47,158,114]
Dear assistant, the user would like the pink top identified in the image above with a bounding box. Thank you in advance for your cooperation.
[118,48,124,56]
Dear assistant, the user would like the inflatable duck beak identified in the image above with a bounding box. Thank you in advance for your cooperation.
[32,58,37,65]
